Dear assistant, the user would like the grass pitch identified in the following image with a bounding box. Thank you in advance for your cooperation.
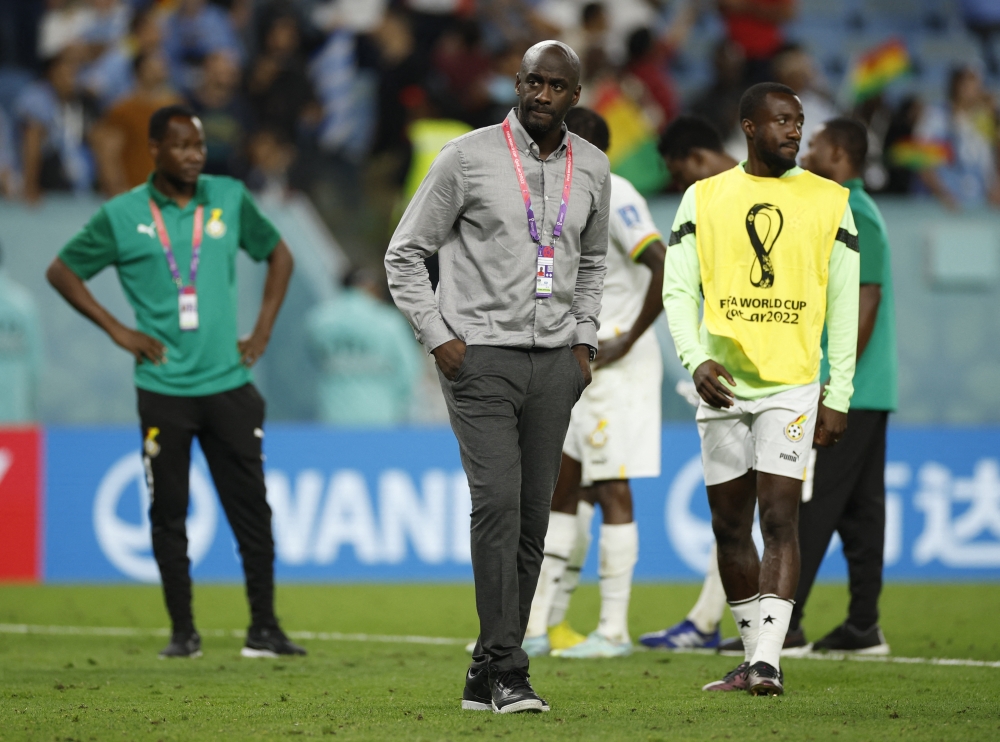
[1,583,998,741]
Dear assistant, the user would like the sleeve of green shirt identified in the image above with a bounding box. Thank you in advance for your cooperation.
[58,207,119,280]
[239,185,282,261]
[662,185,711,374]
[856,210,886,284]
[823,205,861,413]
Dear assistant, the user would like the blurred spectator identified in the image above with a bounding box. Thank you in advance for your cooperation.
[306,267,423,427]
[246,8,316,145]
[91,50,181,195]
[562,2,610,78]
[310,29,376,163]
[162,0,242,92]
[368,9,427,160]
[689,39,746,147]
[913,65,1000,209]
[882,95,923,195]
[718,0,797,83]
[623,7,695,133]
[245,128,296,202]
[15,48,94,202]
[0,106,21,197]
[0,242,42,424]
[772,43,838,163]
[189,50,251,177]
[483,43,523,123]
[480,0,560,53]
[431,18,492,125]
[38,0,101,60]
[80,4,164,112]
[962,0,1000,78]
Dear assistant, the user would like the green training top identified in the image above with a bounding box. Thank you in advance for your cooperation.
[59,174,281,397]
[820,178,898,411]
[663,163,860,413]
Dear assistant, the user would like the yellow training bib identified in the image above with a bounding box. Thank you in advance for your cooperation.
[695,166,850,385]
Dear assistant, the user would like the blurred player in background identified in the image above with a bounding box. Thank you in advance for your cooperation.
[522,107,665,660]
[639,116,737,651]
[663,83,859,696]
[46,105,301,660]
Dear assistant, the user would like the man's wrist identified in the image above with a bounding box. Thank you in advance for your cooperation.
[573,343,597,362]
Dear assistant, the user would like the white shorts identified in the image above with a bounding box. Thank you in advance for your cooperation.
[696,383,821,487]
[563,332,663,485]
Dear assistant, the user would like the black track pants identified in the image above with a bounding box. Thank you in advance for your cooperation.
[137,383,276,634]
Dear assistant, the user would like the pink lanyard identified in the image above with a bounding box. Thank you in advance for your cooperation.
[148,199,204,289]
[501,119,573,246]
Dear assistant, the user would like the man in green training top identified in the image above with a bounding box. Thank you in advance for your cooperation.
[46,105,302,660]
[663,83,860,696]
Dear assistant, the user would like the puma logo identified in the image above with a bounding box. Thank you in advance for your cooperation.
[137,222,156,238]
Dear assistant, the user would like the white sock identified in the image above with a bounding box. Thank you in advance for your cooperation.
[596,522,638,643]
[687,541,727,634]
[547,501,594,627]
[728,593,760,664]
[750,594,794,671]
[525,511,577,638]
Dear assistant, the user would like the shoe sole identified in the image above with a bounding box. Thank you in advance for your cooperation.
[748,682,783,696]
[241,647,280,658]
[492,699,543,714]
[158,650,202,659]
[461,700,492,711]
[812,643,890,656]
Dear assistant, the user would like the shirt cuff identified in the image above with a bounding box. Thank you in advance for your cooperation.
[681,348,712,376]
[822,385,851,414]
[573,321,599,350]
[420,316,458,354]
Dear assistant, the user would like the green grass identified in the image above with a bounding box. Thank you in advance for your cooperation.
[1,583,998,741]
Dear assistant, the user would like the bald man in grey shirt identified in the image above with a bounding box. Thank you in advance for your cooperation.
[386,42,611,713]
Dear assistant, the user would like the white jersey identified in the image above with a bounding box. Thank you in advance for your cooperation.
[562,173,664,483]
[599,173,663,341]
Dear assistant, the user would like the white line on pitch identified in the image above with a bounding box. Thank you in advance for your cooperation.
[1,624,998,668]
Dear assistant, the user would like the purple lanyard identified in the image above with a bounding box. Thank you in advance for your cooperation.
[502,119,574,245]
[149,199,204,288]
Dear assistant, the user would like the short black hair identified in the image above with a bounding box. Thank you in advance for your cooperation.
[738,82,798,123]
[149,105,197,141]
[564,107,610,152]
[819,117,869,171]
[658,116,723,160]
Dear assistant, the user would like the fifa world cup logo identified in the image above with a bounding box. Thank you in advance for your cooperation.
[745,203,783,288]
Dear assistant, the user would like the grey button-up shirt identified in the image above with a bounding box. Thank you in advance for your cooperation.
[385,109,611,353]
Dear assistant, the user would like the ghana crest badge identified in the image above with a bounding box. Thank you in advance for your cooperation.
[588,420,609,448]
[206,208,226,238]
[144,427,161,457]
[784,414,808,442]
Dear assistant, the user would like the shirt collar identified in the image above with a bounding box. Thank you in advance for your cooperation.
[147,172,209,208]
[738,160,805,178]
[505,108,569,160]
[843,177,865,192]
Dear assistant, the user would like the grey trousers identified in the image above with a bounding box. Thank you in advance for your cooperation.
[439,345,585,673]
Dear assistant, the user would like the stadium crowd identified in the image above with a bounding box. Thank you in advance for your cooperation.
[2,1,1000,225]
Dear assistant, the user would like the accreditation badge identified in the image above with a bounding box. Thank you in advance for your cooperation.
[536,244,554,298]
[178,285,199,331]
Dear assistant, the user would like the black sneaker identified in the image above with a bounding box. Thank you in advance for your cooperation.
[812,622,889,655]
[746,661,784,696]
[716,627,808,656]
[159,631,202,659]
[241,626,307,658]
[488,666,544,714]
[461,666,492,711]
